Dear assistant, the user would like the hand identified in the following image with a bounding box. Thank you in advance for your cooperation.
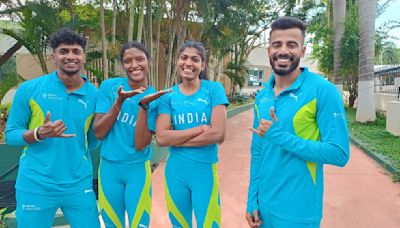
[245,210,262,228]
[199,124,210,133]
[39,111,76,138]
[249,107,279,137]
[140,89,172,105]
[117,86,146,102]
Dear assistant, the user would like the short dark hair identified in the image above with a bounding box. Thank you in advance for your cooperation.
[269,16,306,38]
[49,28,87,50]
[120,41,150,62]
[178,40,208,80]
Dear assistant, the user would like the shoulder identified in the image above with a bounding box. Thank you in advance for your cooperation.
[18,73,51,92]
[303,71,341,100]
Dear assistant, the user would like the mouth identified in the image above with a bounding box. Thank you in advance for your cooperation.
[273,56,294,67]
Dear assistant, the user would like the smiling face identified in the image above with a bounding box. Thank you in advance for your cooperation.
[268,28,306,77]
[177,47,205,82]
[122,47,149,84]
[52,43,85,76]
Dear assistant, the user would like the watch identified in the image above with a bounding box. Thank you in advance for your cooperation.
[139,101,149,110]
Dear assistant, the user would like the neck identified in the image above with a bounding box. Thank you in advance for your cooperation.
[57,70,84,92]
[128,79,147,90]
[274,67,302,91]
[180,77,201,95]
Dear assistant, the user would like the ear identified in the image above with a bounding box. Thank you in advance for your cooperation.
[300,46,306,58]
[201,62,205,71]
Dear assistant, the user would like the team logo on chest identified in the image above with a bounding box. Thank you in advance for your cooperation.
[173,112,208,125]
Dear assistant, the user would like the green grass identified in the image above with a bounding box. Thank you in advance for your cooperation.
[346,107,400,179]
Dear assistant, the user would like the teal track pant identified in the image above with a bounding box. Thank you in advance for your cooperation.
[98,159,152,228]
[16,189,99,228]
[164,155,221,228]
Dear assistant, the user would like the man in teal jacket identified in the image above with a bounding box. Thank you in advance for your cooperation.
[246,17,350,228]
[5,28,100,227]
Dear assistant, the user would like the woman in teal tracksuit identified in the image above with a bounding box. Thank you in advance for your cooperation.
[93,41,157,228]
[148,40,229,227]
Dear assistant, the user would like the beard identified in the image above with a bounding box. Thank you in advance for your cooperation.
[60,68,80,76]
[269,54,300,76]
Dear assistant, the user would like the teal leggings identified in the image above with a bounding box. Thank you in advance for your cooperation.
[260,211,320,228]
[16,189,99,228]
[164,155,221,228]
[98,159,151,228]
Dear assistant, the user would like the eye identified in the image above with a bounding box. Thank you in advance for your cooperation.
[191,57,201,63]
[180,55,188,61]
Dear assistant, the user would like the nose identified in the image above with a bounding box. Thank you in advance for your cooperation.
[130,60,139,69]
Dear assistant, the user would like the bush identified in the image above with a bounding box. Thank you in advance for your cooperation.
[229,94,251,105]
[0,103,11,142]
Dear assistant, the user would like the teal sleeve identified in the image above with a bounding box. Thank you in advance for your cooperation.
[158,92,171,115]
[5,83,30,146]
[247,103,263,213]
[264,84,350,167]
[95,80,112,114]
[211,82,229,107]
[147,100,158,132]
[88,118,100,151]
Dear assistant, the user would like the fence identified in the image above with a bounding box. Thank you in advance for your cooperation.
[374,65,400,97]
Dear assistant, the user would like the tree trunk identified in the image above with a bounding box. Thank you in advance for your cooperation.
[356,0,376,122]
[100,0,109,80]
[136,0,145,42]
[128,0,136,41]
[0,42,22,67]
[333,0,346,93]
[112,0,118,74]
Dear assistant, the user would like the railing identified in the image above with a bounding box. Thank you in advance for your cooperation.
[374,66,400,94]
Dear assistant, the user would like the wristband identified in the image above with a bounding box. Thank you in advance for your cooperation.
[33,127,44,142]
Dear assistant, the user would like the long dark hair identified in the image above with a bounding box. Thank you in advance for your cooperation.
[177,40,209,80]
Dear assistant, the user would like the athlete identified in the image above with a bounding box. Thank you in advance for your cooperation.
[5,28,100,227]
[246,17,350,228]
[155,40,229,228]
[93,41,158,228]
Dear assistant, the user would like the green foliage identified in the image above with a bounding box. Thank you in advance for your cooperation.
[229,94,251,105]
[0,103,11,143]
[346,107,400,180]
[0,73,23,103]
[308,2,334,79]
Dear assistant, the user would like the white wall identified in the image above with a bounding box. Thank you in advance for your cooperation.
[375,93,398,113]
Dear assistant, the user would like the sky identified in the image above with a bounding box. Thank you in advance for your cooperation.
[376,0,400,47]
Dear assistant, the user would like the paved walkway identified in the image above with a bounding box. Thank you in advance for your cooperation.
[150,110,400,228]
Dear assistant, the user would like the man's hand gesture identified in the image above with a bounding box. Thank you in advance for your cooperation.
[39,111,76,138]
[250,107,279,137]
[246,210,262,228]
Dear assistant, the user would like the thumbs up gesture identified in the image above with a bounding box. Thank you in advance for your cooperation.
[38,111,76,138]
[249,107,279,137]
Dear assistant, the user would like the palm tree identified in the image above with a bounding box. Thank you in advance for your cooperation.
[99,0,109,80]
[333,0,346,93]
[356,0,376,122]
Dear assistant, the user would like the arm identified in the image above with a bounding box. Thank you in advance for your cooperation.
[93,86,145,140]
[134,106,153,151]
[5,83,32,145]
[264,84,350,167]
[155,113,205,147]
[135,89,171,150]
[177,105,227,147]
[247,103,263,214]
[87,115,100,151]
[93,100,121,140]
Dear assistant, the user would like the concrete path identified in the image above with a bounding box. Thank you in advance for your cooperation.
[150,110,400,228]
